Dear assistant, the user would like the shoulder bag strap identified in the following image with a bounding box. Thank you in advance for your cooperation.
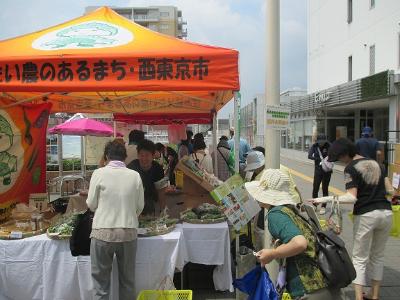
[317,147,324,161]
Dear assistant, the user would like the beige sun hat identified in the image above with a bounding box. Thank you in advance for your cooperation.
[244,168,297,206]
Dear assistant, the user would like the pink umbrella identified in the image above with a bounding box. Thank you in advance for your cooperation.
[49,118,123,137]
[48,118,123,178]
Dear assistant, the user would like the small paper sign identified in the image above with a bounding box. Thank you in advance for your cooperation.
[10,231,23,239]
[393,173,400,189]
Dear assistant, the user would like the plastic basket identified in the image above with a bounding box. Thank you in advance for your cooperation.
[282,292,292,300]
[137,290,192,300]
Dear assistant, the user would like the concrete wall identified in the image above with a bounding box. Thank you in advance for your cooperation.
[308,0,400,93]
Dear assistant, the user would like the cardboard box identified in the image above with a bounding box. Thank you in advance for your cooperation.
[176,158,214,192]
[395,144,400,165]
[389,163,400,182]
[29,193,49,212]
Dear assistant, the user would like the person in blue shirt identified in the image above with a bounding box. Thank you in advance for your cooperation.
[355,127,382,161]
[228,127,251,164]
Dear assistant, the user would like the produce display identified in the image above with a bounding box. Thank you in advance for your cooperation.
[181,203,226,224]
[47,213,79,239]
[138,212,178,237]
[0,204,52,240]
[0,218,50,240]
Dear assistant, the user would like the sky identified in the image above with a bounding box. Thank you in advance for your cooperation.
[0,0,307,118]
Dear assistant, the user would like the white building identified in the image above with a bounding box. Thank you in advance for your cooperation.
[285,0,400,154]
[308,0,400,92]
[85,6,187,39]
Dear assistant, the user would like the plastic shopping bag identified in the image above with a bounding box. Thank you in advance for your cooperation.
[327,197,342,234]
[233,265,278,300]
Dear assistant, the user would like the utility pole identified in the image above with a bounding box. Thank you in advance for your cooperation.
[264,0,280,282]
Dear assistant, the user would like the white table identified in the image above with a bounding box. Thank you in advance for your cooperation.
[180,222,233,292]
[0,229,184,300]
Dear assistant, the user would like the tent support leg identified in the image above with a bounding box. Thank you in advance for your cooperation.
[233,91,241,300]
[212,112,218,176]
[233,91,240,174]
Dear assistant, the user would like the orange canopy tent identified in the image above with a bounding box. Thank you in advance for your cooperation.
[0,6,239,123]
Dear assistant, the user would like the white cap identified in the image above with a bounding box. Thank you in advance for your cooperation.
[244,151,265,171]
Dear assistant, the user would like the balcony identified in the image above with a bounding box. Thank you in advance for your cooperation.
[178,29,188,39]
[133,14,159,22]
[178,18,187,25]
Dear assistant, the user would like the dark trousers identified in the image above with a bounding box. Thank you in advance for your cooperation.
[312,168,332,207]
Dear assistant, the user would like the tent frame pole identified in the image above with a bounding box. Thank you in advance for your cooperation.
[212,111,218,176]
[233,91,240,300]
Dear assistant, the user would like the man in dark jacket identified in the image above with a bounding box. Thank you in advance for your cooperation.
[355,126,382,161]
[308,134,332,215]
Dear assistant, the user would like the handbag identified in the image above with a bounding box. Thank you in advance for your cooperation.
[317,147,334,172]
[327,197,342,234]
[69,209,94,256]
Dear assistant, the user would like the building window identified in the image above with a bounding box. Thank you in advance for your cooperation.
[160,24,169,30]
[160,12,170,17]
[148,24,158,31]
[348,56,353,81]
[369,45,375,75]
[347,0,353,23]
[370,0,375,9]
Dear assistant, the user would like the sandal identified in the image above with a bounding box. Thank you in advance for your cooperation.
[363,296,378,300]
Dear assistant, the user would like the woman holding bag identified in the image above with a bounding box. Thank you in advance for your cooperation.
[245,169,342,299]
[312,138,393,300]
[308,134,332,215]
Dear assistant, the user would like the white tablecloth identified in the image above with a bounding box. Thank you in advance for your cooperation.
[0,229,184,300]
[0,222,234,300]
[180,222,233,292]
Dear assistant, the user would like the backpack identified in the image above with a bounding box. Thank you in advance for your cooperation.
[293,205,356,289]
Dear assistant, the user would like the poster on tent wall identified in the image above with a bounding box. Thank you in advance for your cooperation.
[85,136,111,165]
[0,103,51,221]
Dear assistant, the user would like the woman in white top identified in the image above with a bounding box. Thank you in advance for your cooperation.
[191,138,214,174]
[87,140,144,300]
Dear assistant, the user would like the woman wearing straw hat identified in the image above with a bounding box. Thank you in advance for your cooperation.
[245,169,342,299]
